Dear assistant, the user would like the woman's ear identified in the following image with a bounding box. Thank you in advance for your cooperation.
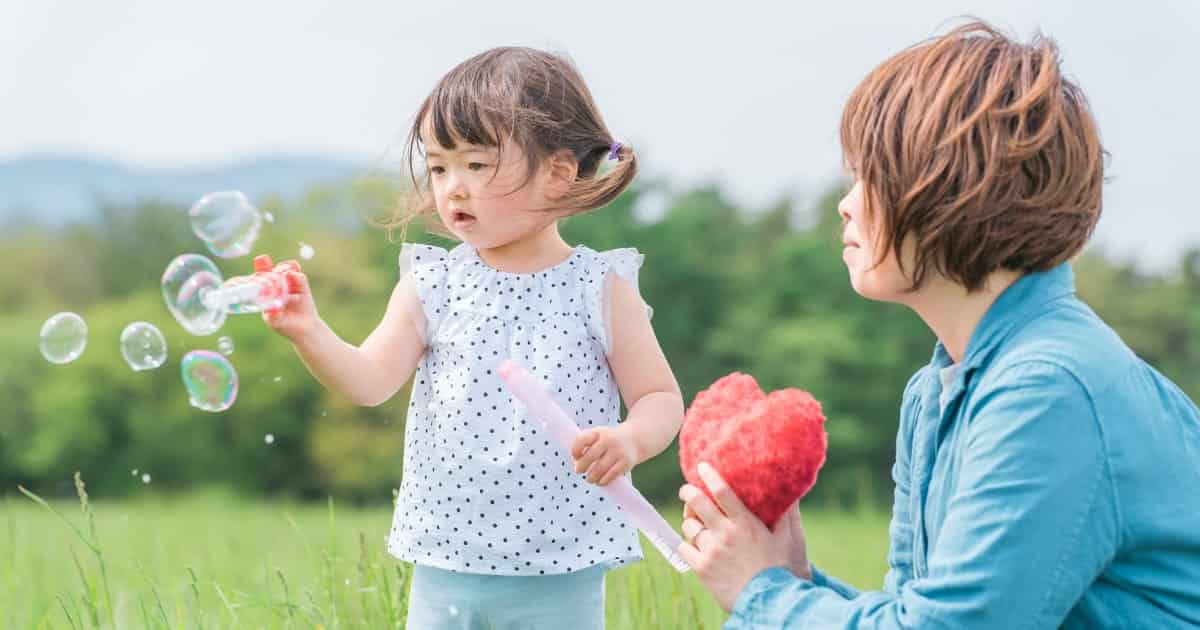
[544,149,579,199]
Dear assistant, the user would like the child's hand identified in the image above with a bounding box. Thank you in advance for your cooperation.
[571,425,639,486]
[258,255,320,342]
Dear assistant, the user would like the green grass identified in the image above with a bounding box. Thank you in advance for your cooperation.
[2,476,889,629]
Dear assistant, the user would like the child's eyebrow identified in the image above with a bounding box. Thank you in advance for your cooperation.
[424,147,496,159]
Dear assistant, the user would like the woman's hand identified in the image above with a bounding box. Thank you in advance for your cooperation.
[571,424,639,486]
[678,462,812,612]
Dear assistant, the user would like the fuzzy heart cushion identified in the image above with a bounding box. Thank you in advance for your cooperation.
[679,372,827,527]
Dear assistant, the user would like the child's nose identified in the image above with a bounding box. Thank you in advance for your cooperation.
[447,175,468,200]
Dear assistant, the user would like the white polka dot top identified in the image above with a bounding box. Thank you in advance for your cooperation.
[385,242,648,576]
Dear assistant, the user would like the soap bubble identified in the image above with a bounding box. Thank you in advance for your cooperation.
[299,242,315,260]
[217,336,234,356]
[40,312,87,364]
[141,473,152,484]
[120,322,167,371]
[162,254,227,336]
[131,469,139,476]
[181,350,238,412]
[264,211,275,224]
[189,191,262,259]
[273,375,283,383]
[264,433,275,445]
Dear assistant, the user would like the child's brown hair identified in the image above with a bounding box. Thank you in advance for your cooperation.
[840,20,1106,291]
[389,47,635,240]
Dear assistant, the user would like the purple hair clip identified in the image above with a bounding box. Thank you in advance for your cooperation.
[607,141,623,161]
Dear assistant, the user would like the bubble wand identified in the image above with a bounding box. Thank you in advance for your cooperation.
[196,255,289,314]
[496,359,689,573]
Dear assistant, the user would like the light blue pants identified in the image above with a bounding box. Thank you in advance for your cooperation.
[405,563,607,630]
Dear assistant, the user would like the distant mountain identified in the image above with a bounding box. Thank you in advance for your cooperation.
[0,154,367,221]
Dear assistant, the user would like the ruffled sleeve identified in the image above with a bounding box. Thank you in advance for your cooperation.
[587,248,652,355]
[398,243,450,344]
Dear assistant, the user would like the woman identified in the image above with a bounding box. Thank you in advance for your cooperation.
[678,21,1200,629]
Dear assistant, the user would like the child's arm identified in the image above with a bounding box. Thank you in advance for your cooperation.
[572,276,683,485]
[266,261,426,407]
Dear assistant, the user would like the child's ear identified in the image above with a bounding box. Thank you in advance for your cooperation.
[544,150,579,199]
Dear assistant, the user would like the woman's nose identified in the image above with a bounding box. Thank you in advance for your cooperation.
[837,202,851,224]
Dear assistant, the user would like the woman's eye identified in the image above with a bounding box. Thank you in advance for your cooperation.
[468,162,489,172]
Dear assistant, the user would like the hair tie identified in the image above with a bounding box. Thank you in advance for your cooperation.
[607,141,623,161]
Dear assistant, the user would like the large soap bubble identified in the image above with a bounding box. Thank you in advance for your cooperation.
[181,350,238,412]
[120,322,168,371]
[40,312,87,364]
[162,254,227,336]
[189,191,262,259]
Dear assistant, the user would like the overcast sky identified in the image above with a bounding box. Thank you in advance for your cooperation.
[3,1,1198,268]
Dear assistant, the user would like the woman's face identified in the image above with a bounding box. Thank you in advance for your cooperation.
[837,180,913,302]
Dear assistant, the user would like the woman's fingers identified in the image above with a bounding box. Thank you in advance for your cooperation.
[697,462,751,522]
[679,483,726,529]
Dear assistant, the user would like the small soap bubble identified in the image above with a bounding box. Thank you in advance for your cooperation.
[189,191,263,258]
[181,350,238,412]
[217,336,235,356]
[141,473,152,484]
[273,375,283,383]
[299,242,315,260]
[131,469,139,476]
[162,254,227,336]
[40,312,87,364]
[448,605,459,617]
[120,322,167,371]
[264,211,275,224]
[264,433,275,445]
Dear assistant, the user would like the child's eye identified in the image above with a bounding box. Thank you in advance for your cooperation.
[468,162,489,172]
[429,166,445,175]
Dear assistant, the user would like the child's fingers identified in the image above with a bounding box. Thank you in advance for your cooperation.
[285,271,309,295]
[275,259,302,274]
[571,429,600,459]
[574,438,607,473]
[574,446,599,473]
[586,453,619,484]
[597,461,627,486]
[254,254,275,273]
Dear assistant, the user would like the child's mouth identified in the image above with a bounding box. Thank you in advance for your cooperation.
[451,211,477,227]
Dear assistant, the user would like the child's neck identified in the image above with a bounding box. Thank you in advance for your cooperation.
[475,224,573,274]
[906,269,1022,364]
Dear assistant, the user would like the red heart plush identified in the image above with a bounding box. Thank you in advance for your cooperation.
[679,372,827,528]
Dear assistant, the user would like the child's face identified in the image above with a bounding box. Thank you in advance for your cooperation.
[838,180,913,301]
[422,127,561,250]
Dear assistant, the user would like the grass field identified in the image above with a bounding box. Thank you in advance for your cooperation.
[2,477,889,629]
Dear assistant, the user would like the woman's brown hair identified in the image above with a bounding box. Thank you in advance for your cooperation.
[387,47,636,241]
[840,20,1107,291]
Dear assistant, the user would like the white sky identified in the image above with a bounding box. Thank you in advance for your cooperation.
[2,1,1198,268]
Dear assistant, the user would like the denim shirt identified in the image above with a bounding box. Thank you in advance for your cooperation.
[726,264,1200,629]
